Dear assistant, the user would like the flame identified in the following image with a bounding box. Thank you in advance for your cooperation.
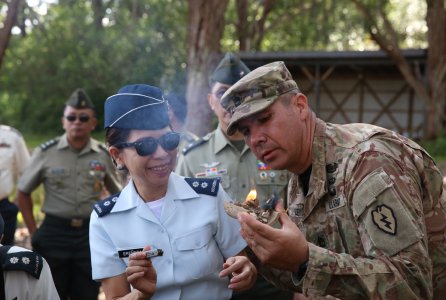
[245,189,257,202]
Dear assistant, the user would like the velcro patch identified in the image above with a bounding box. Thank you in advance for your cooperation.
[352,168,422,256]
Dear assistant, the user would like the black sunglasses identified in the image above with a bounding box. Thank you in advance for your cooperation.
[114,132,180,156]
[65,115,91,123]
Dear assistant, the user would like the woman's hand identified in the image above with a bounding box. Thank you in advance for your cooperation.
[126,246,157,298]
[219,255,257,291]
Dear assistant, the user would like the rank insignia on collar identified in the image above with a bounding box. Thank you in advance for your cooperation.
[371,204,397,235]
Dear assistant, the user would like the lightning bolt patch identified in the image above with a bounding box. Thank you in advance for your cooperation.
[371,204,397,235]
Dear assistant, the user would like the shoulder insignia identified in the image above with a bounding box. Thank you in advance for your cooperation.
[184,177,220,196]
[2,250,44,279]
[39,137,60,151]
[182,133,212,155]
[98,143,109,153]
[93,192,120,217]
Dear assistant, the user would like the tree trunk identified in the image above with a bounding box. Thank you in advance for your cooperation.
[352,0,446,139]
[185,0,229,136]
[426,0,446,139]
[0,0,22,70]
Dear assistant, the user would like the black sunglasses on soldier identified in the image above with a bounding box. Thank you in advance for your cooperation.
[65,115,91,122]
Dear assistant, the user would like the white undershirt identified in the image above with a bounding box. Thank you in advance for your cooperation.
[145,197,165,219]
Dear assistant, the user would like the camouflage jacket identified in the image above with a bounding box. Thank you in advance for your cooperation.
[260,118,446,299]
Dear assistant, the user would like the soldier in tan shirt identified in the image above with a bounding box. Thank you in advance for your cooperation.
[16,88,122,300]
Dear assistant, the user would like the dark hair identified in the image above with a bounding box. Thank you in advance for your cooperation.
[105,127,132,147]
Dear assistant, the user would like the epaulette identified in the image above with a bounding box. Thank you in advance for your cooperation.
[93,192,120,217]
[184,177,220,196]
[1,250,44,279]
[182,134,211,155]
[98,143,109,153]
[39,137,60,151]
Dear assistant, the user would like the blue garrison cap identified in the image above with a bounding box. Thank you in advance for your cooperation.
[104,84,170,129]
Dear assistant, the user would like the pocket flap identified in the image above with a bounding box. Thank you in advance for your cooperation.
[175,226,212,251]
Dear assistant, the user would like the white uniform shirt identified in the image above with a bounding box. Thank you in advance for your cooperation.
[90,172,247,300]
[3,245,60,300]
[0,125,30,199]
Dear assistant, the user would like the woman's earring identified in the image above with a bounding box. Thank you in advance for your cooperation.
[116,164,124,170]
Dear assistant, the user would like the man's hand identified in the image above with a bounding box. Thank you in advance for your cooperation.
[219,255,257,291]
[238,201,309,271]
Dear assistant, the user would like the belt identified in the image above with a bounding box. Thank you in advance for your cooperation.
[45,214,90,229]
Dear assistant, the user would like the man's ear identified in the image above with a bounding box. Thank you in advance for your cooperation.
[208,93,216,111]
[292,93,310,120]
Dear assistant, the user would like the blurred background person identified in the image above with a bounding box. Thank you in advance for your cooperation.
[15,88,122,300]
[0,124,30,245]
[175,52,292,300]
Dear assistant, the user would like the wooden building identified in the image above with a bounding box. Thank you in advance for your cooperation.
[240,49,427,139]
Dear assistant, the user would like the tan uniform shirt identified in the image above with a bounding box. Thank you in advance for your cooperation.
[0,125,30,199]
[17,134,122,219]
[3,245,60,300]
[175,125,289,204]
[259,119,446,299]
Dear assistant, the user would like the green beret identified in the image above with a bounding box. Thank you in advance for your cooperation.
[220,61,299,136]
[209,52,250,85]
[66,88,94,109]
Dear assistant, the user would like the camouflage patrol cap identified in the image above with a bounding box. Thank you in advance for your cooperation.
[104,84,170,130]
[66,88,94,109]
[209,52,250,85]
[220,61,299,135]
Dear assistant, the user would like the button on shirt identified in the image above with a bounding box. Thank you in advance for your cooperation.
[0,125,30,199]
[90,172,247,300]
[17,134,122,219]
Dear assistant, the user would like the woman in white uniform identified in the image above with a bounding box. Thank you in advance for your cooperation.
[89,84,256,300]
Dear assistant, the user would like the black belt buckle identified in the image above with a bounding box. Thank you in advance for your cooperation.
[70,218,84,228]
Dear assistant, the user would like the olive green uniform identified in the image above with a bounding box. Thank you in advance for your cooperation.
[176,125,288,204]
[17,133,122,299]
[176,126,292,300]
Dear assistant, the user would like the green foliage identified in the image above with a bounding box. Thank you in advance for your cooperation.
[1,0,428,136]
[419,133,446,161]
[1,0,187,135]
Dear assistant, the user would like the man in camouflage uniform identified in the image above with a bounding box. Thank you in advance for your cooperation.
[176,53,292,300]
[16,88,122,300]
[220,61,446,299]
